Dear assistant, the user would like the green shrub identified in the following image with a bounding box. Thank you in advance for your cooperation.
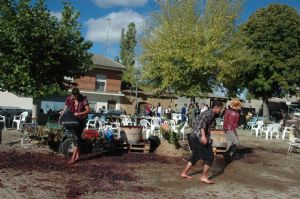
[160,127,179,146]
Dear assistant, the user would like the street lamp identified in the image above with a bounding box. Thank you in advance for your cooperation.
[105,18,111,56]
[134,70,141,115]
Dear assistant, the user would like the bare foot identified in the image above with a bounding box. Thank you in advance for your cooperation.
[73,157,79,163]
[200,177,214,184]
[181,173,193,180]
[68,159,75,164]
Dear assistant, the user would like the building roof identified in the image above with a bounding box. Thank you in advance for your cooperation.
[92,54,126,71]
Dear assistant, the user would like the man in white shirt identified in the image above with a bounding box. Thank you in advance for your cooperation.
[157,103,162,117]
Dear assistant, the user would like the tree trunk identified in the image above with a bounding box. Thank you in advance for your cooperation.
[32,98,41,124]
[262,99,269,118]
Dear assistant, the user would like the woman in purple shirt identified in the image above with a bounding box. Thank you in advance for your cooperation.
[61,88,90,164]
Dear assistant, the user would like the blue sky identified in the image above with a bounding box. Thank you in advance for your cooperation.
[45,0,300,60]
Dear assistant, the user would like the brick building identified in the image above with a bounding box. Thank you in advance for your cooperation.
[40,54,125,112]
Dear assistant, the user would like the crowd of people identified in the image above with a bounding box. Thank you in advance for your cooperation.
[144,102,210,123]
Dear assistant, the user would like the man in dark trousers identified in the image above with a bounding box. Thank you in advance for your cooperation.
[181,101,223,184]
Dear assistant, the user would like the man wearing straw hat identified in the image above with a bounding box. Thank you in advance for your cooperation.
[223,98,242,162]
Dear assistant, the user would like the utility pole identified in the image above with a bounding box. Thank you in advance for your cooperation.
[105,18,111,56]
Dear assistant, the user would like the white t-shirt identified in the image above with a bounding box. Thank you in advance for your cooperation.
[157,106,162,114]
[200,106,208,113]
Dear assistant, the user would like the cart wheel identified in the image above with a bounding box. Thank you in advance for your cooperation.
[59,137,74,157]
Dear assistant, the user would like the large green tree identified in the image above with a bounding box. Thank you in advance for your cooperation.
[240,4,300,115]
[0,0,93,120]
[140,0,250,97]
[119,22,137,87]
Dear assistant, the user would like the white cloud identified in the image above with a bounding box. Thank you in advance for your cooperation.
[92,0,147,8]
[85,10,144,44]
[50,11,62,20]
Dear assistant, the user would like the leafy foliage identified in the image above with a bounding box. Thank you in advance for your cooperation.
[120,22,137,86]
[160,127,179,146]
[140,0,249,97]
[0,0,93,99]
[240,4,300,100]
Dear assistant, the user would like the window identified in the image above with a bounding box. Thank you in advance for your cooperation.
[96,74,106,92]
[108,100,116,110]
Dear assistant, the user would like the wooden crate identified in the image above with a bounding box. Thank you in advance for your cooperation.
[129,142,150,154]
[212,147,227,155]
[115,142,150,154]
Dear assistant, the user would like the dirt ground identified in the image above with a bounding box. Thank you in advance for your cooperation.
[0,129,300,199]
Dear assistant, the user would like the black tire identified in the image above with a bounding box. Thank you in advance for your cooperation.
[59,137,75,157]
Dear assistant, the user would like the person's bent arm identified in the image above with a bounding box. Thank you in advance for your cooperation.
[74,105,90,117]
[200,128,207,145]
[59,105,68,121]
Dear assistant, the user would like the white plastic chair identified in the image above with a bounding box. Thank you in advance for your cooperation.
[179,121,188,140]
[172,113,181,124]
[179,121,188,141]
[98,121,106,132]
[12,111,29,130]
[282,126,294,140]
[287,129,300,154]
[111,122,121,137]
[260,124,273,140]
[168,120,176,132]
[0,115,6,131]
[86,116,99,130]
[121,117,135,126]
[140,119,151,139]
[250,121,264,137]
[270,123,281,139]
[151,117,161,136]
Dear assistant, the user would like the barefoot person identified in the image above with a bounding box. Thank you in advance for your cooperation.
[223,98,242,162]
[181,101,223,184]
[61,88,90,164]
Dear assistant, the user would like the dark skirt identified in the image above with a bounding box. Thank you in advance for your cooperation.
[72,120,86,147]
[188,136,214,166]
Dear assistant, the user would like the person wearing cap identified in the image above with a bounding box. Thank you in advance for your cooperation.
[223,98,242,162]
[61,88,90,164]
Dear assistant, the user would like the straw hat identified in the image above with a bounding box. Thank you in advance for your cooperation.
[230,98,242,110]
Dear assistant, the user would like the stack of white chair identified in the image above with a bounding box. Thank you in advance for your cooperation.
[250,121,264,137]
[151,117,161,136]
[12,111,29,130]
[260,124,273,140]
[270,123,281,139]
